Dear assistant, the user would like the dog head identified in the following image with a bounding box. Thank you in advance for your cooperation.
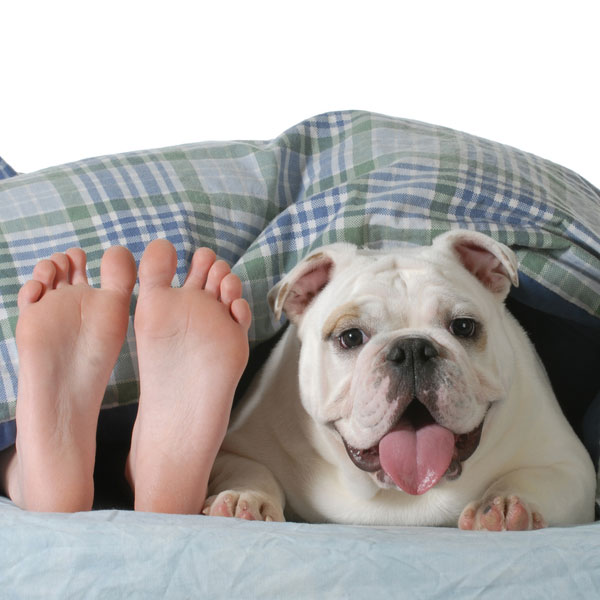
[269,231,519,495]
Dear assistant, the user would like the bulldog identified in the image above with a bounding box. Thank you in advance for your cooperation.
[204,230,597,530]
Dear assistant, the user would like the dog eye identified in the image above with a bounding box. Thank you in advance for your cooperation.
[450,318,477,338]
[338,328,367,349]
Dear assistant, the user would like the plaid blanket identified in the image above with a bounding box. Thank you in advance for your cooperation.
[1,110,599,448]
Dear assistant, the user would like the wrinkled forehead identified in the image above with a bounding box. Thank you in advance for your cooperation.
[334,253,439,295]
[321,252,485,328]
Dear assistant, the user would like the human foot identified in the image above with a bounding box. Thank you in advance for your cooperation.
[4,246,136,511]
[127,240,251,513]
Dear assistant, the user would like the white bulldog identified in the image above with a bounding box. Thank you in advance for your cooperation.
[204,230,597,530]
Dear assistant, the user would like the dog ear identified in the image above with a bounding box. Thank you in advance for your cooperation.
[268,244,355,323]
[434,230,519,300]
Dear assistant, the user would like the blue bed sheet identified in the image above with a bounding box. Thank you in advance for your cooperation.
[1,497,599,599]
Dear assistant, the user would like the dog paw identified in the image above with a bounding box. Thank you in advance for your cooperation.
[202,490,285,522]
[458,495,546,531]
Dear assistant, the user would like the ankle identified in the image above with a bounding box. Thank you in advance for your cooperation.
[134,483,206,514]
[129,454,209,514]
[21,475,94,512]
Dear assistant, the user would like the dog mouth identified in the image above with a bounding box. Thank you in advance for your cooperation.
[342,401,484,495]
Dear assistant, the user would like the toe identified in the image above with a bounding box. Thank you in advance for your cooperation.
[208,493,236,517]
[50,253,71,288]
[230,298,252,331]
[205,260,231,297]
[31,259,57,291]
[184,247,217,289]
[17,280,45,309]
[235,499,257,521]
[220,272,242,307]
[478,497,505,531]
[458,504,477,530]
[506,496,531,531]
[66,248,88,286]
[139,239,177,290]
[100,246,137,296]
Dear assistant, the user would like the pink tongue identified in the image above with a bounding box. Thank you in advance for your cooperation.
[379,418,455,495]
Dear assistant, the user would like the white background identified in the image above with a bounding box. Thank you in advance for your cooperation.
[1,0,598,186]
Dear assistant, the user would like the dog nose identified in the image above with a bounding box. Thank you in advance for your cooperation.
[386,337,439,367]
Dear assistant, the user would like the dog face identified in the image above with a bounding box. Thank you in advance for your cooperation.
[269,231,519,496]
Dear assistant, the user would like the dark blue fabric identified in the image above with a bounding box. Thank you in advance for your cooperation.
[0,157,17,179]
[511,273,600,332]
[0,420,15,453]
[507,275,600,460]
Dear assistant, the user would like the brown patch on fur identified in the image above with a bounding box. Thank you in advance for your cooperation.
[322,302,362,340]
[473,324,487,353]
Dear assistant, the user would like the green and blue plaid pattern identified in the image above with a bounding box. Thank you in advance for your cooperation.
[1,111,599,448]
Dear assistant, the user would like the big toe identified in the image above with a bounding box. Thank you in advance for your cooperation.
[101,246,137,296]
[138,239,178,290]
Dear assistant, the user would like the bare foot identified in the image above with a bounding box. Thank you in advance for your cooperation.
[127,239,251,513]
[2,247,136,511]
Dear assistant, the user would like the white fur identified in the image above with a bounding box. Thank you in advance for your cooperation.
[207,232,596,527]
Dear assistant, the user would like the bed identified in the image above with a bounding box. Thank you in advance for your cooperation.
[1,111,599,598]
